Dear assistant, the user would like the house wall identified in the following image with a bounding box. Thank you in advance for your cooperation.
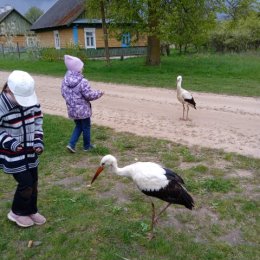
[36,31,55,48]
[77,27,123,48]
[59,28,75,48]
[36,28,79,48]
[0,12,31,35]
[0,11,33,48]
[0,35,29,47]
[34,31,52,48]
[77,27,147,48]
[35,27,147,49]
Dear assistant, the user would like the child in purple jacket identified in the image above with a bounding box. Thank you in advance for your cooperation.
[61,55,104,153]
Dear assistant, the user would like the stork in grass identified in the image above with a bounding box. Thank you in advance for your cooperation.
[176,75,196,120]
[91,155,194,239]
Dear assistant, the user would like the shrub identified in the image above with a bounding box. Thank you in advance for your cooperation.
[39,43,88,62]
[209,15,260,53]
[39,48,62,61]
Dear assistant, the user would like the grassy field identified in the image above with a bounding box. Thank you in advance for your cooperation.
[0,114,259,260]
[0,51,260,97]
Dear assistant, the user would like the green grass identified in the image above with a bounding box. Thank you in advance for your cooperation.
[0,51,260,96]
[0,114,259,260]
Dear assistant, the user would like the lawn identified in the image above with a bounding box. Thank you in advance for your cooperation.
[0,114,259,260]
[0,51,260,97]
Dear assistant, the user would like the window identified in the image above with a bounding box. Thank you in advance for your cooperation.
[26,36,36,47]
[122,33,131,47]
[84,28,96,49]
[53,30,60,49]
[73,26,78,44]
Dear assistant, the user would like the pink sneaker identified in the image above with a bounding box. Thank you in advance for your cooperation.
[30,213,46,225]
[7,211,34,227]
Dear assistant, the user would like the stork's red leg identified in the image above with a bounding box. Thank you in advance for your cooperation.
[186,106,189,120]
[153,203,171,224]
[150,201,156,231]
[148,203,171,239]
[146,201,156,240]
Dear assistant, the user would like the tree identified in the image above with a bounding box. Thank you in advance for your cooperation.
[85,0,110,64]
[209,1,260,52]
[25,7,43,23]
[161,0,216,53]
[146,0,161,65]
[85,1,219,65]
[222,0,259,22]
[100,1,110,64]
[85,0,166,65]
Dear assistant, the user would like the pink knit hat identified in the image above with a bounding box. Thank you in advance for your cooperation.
[64,55,84,72]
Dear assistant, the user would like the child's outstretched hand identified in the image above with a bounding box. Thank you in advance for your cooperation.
[16,146,23,152]
[34,147,43,155]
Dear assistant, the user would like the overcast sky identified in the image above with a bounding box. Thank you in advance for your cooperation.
[0,0,58,15]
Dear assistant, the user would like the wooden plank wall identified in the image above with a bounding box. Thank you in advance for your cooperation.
[0,35,27,47]
[37,31,55,48]
[35,27,147,49]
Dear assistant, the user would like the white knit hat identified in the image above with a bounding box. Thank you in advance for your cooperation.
[64,55,84,72]
[7,70,38,107]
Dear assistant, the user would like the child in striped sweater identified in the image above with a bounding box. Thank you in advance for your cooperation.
[0,70,46,228]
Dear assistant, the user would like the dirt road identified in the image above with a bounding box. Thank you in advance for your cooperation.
[1,71,260,158]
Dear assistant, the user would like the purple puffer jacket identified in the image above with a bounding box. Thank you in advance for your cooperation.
[61,71,103,119]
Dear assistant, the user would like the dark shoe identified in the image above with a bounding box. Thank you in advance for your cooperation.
[83,144,96,152]
[66,145,76,153]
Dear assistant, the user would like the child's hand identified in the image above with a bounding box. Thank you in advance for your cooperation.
[34,147,43,155]
[16,146,23,152]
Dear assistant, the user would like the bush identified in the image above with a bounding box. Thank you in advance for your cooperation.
[39,48,62,61]
[209,15,260,53]
[39,43,88,62]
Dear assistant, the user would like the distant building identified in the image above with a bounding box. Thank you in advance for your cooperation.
[31,0,147,50]
[0,5,34,48]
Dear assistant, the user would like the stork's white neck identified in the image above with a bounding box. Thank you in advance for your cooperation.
[110,163,133,178]
[177,79,182,90]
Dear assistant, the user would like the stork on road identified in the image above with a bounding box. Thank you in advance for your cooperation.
[177,75,196,120]
[91,155,194,238]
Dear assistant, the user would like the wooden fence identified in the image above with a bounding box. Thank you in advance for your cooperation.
[0,43,147,59]
[1,43,26,59]
[86,46,147,58]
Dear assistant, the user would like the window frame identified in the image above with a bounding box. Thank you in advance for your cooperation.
[26,36,36,47]
[84,28,96,49]
[53,30,60,49]
[122,33,131,47]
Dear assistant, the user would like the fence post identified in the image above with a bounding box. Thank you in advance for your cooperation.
[17,42,20,59]
[1,44,4,57]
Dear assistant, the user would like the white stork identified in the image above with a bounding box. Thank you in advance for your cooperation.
[91,155,194,238]
[176,75,196,120]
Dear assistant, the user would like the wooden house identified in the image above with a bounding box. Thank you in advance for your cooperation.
[0,5,34,48]
[31,0,147,51]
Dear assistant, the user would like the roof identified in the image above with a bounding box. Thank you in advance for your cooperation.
[0,7,31,24]
[72,18,112,25]
[31,0,85,30]
[0,8,12,22]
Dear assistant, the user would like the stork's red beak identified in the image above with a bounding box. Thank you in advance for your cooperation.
[91,166,104,184]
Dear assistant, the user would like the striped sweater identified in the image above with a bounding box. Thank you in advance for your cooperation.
[0,92,44,174]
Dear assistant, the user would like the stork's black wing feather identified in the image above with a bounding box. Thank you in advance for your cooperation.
[163,168,185,184]
[141,168,194,209]
[142,181,194,209]
[184,97,196,109]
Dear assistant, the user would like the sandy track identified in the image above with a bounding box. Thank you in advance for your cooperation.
[1,71,260,158]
